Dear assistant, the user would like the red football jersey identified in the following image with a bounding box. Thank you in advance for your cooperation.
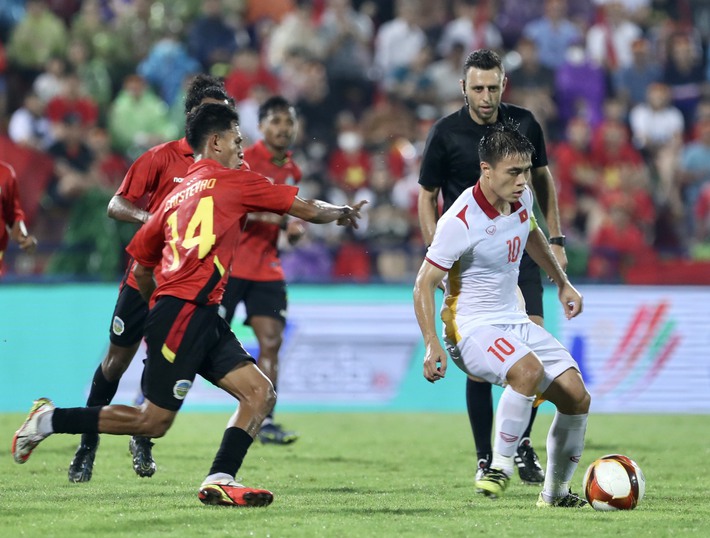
[0,161,26,275]
[116,137,194,289]
[231,140,302,281]
[127,158,298,306]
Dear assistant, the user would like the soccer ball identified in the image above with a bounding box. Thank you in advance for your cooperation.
[582,454,646,511]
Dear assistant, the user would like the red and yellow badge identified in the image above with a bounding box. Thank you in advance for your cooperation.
[519,209,528,223]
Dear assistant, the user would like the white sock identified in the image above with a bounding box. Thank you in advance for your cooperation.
[491,386,535,476]
[37,410,54,437]
[202,472,234,485]
[542,412,588,501]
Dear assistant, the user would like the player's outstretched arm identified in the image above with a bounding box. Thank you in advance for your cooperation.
[287,198,367,228]
[413,260,448,383]
[107,195,151,224]
[525,227,583,319]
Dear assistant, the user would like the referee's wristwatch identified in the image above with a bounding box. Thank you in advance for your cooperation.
[549,235,566,247]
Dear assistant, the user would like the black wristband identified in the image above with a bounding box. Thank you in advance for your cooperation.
[549,236,566,247]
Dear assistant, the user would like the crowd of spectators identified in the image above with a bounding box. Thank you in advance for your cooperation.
[2,0,710,284]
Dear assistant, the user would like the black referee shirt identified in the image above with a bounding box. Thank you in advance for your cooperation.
[419,103,548,213]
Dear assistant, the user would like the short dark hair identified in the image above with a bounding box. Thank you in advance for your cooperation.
[478,121,535,167]
[463,49,503,77]
[185,103,240,153]
[258,95,295,123]
[184,74,231,114]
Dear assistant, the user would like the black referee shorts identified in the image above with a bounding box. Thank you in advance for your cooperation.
[517,252,544,318]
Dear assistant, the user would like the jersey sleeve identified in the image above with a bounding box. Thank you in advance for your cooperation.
[237,172,299,214]
[115,149,162,203]
[126,209,165,268]
[418,121,447,188]
[425,215,470,271]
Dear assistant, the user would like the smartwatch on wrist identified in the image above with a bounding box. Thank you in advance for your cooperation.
[549,236,566,247]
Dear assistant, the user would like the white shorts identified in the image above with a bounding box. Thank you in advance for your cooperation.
[445,322,579,393]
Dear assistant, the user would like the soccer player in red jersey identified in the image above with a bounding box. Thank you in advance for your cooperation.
[220,96,304,445]
[67,75,232,483]
[13,103,366,507]
[0,160,37,275]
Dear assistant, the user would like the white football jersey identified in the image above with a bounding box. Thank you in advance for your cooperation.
[425,182,538,342]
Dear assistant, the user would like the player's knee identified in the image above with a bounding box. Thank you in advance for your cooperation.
[258,332,283,355]
[134,409,173,438]
[576,388,591,415]
[102,347,137,380]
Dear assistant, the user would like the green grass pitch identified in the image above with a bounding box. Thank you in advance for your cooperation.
[1,412,707,538]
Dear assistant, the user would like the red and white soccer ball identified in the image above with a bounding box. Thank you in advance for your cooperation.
[582,454,646,511]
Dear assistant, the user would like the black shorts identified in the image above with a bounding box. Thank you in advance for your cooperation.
[517,252,544,318]
[109,285,149,347]
[221,278,287,325]
[142,296,256,411]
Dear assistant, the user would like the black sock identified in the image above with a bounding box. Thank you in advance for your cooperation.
[79,366,119,447]
[466,378,493,460]
[52,407,101,434]
[522,404,539,440]
[208,427,253,478]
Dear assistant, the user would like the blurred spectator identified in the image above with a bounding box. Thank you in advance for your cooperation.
[662,32,707,133]
[65,39,112,111]
[384,44,436,110]
[108,74,178,159]
[328,111,371,194]
[0,0,25,42]
[32,56,66,104]
[244,0,295,27]
[86,126,130,191]
[319,0,375,113]
[679,119,710,237]
[550,117,598,236]
[45,70,100,128]
[522,0,582,70]
[224,48,279,104]
[506,36,558,139]
[0,40,6,115]
[188,0,245,72]
[374,0,427,77]
[588,194,654,280]
[295,57,341,157]
[586,0,642,72]
[8,91,54,151]
[266,0,324,72]
[693,183,710,256]
[6,0,67,74]
[45,113,97,208]
[612,37,661,108]
[555,44,606,129]
[138,32,202,106]
[629,82,684,214]
[438,0,503,58]
[236,83,274,145]
[426,40,467,106]
[45,0,81,26]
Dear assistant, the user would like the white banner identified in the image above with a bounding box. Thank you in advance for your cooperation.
[558,286,710,413]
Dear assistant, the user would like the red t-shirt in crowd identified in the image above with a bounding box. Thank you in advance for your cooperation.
[231,140,302,282]
[116,137,195,290]
[0,161,26,275]
[127,158,298,306]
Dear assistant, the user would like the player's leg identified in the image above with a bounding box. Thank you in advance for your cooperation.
[245,280,298,445]
[199,328,276,507]
[515,255,546,485]
[68,285,148,483]
[536,368,590,507]
[13,398,177,464]
[477,350,543,498]
[465,377,494,480]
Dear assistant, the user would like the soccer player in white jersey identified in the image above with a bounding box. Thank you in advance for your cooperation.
[413,122,591,507]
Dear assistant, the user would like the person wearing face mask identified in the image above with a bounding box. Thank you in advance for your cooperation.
[328,114,371,194]
[220,96,304,445]
[418,49,567,491]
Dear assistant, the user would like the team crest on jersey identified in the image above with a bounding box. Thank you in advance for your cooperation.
[173,380,192,400]
[519,209,529,223]
[485,225,496,235]
[112,316,125,335]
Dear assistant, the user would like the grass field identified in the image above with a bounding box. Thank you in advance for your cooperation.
[1,412,707,538]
